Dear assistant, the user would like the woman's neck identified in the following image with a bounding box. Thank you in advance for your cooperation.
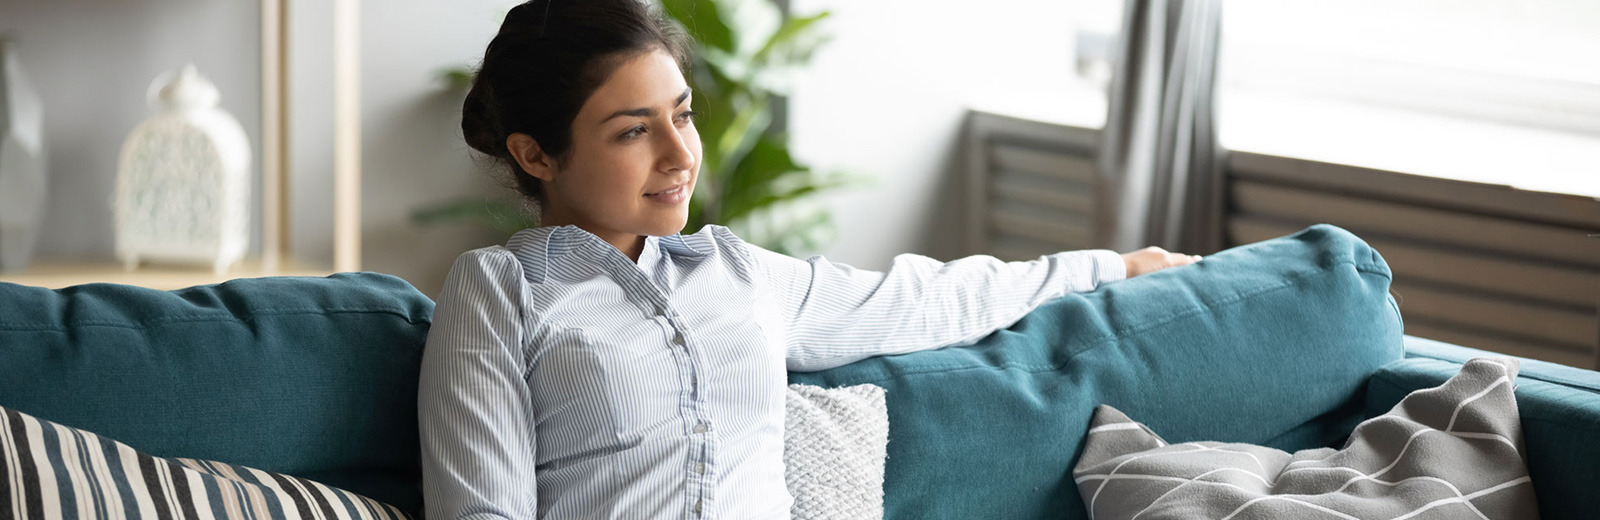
[605,234,647,263]
[541,211,646,262]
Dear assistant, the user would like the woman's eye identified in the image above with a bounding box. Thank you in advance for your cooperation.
[620,126,646,140]
[676,110,697,124]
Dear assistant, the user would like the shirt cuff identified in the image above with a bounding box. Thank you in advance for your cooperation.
[1086,249,1127,287]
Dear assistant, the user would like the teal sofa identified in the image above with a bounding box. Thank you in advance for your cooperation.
[2,224,1596,519]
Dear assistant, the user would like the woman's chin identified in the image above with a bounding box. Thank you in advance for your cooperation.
[645,218,689,237]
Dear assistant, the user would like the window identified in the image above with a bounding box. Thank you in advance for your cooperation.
[1217,0,1600,198]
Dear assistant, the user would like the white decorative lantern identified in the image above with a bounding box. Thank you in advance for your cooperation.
[115,64,251,275]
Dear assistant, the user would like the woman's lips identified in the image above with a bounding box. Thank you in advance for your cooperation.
[644,184,689,204]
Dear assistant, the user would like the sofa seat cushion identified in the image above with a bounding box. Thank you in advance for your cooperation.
[1,404,414,520]
[787,224,1406,520]
[0,273,434,515]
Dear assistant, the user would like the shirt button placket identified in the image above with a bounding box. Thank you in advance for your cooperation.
[665,301,708,518]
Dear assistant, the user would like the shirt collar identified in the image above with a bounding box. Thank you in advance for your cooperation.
[505,225,710,284]
[657,232,710,258]
[636,235,663,277]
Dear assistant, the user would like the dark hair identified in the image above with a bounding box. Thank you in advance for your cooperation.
[462,0,692,206]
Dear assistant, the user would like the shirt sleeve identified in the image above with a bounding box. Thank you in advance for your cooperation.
[747,244,1126,372]
[420,249,539,520]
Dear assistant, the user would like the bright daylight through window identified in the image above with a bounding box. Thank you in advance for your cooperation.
[1217,0,1600,198]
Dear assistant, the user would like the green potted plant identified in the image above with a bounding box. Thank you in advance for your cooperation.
[414,0,858,255]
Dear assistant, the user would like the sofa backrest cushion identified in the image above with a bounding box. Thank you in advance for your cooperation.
[787,224,1406,520]
[0,273,433,516]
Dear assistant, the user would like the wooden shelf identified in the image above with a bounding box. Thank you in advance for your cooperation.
[0,258,335,290]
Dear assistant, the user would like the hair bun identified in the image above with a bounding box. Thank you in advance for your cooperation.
[460,80,505,156]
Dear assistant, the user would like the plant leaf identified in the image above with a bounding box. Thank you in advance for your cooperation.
[721,135,799,210]
[713,95,772,181]
[723,173,853,224]
[661,0,735,53]
[754,11,830,66]
[411,199,536,236]
[439,67,474,90]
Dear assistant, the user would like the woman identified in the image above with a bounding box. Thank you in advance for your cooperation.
[419,1,1200,518]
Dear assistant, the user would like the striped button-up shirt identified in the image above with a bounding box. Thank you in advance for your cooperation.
[419,225,1125,520]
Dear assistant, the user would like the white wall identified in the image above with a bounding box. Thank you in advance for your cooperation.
[287,0,520,297]
[357,0,527,298]
[788,0,1109,270]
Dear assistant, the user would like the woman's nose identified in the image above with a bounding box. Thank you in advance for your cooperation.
[658,126,698,174]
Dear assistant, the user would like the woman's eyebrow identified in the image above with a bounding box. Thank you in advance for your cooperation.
[602,88,692,123]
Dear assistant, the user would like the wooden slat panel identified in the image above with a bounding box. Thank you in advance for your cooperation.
[1230,217,1599,308]
[1404,321,1595,369]
[1389,281,1595,349]
[991,144,1098,185]
[992,170,1094,214]
[970,111,1100,152]
[966,111,1102,256]
[990,203,1090,247]
[1229,152,1600,230]
[1233,181,1600,267]
[966,115,995,255]
[991,235,1089,263]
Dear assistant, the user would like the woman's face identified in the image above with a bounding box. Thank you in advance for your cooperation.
[539,49,701,253]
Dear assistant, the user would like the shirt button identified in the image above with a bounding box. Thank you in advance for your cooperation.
[672,331,686,346]
[695,462,706,474]
[694,499,702,514]
[692,422,708,434]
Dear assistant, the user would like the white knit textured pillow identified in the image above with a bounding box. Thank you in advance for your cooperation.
[784,383,888,520]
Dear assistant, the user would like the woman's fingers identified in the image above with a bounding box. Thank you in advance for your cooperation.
[1121,248,1202,277]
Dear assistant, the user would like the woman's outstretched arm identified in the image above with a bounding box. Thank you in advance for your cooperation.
[748,240,1197,372]
[420,249,539,520]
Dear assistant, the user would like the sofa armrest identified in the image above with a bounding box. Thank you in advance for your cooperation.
[1367,336,1600,520]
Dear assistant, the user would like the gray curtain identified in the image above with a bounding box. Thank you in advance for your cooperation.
[1097,0,1225,254]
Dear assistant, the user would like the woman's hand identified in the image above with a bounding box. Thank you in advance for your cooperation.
[1121,247,1202,277]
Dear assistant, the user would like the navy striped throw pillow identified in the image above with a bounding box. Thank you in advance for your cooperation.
[0,405,412,520]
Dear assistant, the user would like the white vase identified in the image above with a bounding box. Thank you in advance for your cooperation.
[0,38,48,273]
[115,64,252,275]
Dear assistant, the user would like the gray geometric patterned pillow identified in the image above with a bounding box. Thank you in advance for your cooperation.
[0,405,412,520]
[1073,357,1538,520]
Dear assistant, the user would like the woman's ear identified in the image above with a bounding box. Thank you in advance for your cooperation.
[506,133,557,182]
